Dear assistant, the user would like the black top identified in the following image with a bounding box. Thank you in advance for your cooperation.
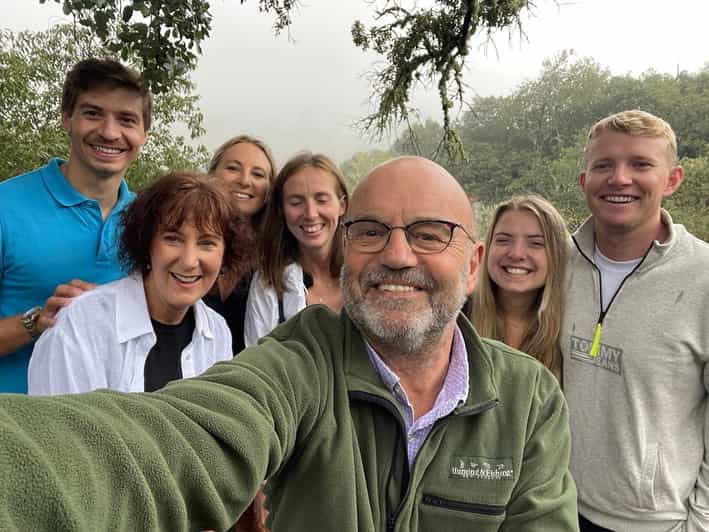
[203,272,252,356]
[144,307,195,392]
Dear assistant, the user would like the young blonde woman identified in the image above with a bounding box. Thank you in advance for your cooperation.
[244,152,348,346]
[204,135,277,355]
[469,194,568,379]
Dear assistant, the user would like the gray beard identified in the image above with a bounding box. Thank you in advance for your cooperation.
[341,263,468,357]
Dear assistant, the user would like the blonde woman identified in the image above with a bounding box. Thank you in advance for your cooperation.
[469,194,568,379]
[204,135,277,355]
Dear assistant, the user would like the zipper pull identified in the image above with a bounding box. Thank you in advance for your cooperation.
[589,322,602,358]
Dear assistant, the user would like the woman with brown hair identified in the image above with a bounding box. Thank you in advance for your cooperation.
[244,151,348,346]
[29,172,247,394]
[469,194,569,380]
[204,135,277,355]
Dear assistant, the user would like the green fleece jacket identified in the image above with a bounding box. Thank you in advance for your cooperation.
[0,307,577,531]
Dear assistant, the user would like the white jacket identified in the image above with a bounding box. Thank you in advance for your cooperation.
[244,263,307,347]
[28,274,232,394]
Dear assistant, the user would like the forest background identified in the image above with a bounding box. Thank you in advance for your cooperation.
[2,4,708,242]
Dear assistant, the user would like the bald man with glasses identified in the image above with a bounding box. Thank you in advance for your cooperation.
[0,156,577,532]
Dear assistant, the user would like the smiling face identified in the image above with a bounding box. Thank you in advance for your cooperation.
[487,209,548,299]
[212,142,272,218]
[282,166,346,257]
[580,131,683,244]
[61,86,147,182]
[342,157,482,355]
[143,221,225,324]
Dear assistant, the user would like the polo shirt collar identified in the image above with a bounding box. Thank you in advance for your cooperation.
[42,158,133,210]
[42,158,87,207]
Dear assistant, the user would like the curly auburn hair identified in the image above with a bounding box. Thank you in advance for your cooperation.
[118,171,250,280]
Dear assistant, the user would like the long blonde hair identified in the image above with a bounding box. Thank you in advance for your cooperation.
[470,194,568,378]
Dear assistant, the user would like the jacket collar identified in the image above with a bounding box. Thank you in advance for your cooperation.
[341,311,499,415]
[42,158,132,210]
[115,274,214,344]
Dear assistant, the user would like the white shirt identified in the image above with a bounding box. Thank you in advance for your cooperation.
[593,245,642,311]
[244,262,307,347]
[28,274,232,395]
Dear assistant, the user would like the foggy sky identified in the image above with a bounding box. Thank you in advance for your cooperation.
[3,0,709,165]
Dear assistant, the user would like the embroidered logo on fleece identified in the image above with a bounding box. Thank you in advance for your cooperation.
[449,457,514,481]
[569,334,623,375]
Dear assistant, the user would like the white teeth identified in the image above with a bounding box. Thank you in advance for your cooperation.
[504,267,529,275]
[379,284,416,292]
[92,145,122,154]
[302,224,324,234]
[172,273,201,283]
[234,193,252,199]
[605,195,635,203]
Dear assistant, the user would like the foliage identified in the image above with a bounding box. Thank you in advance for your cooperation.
[0,25,209,188]
[39,0,298,93]
[40,0,535,156]
[340,148,395,188]
[666,156,709,240]
[361,50,709,241]
[352,0,533,158]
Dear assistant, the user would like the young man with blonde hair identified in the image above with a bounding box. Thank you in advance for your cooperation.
[563,109,709,531]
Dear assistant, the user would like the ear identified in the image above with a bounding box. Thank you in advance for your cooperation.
[662,165,684,198]
[338,195,347,217]
[465,241,485,295]
[61,111,71,133]
[579,172,587,190]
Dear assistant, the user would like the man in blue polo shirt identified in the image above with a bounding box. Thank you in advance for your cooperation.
[0,58,151,393]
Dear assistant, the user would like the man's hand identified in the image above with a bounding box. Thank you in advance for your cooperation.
[0,279,96,356]
[36,279,96,334]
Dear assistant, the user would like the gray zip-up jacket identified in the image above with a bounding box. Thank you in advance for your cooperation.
[562,210,709,532]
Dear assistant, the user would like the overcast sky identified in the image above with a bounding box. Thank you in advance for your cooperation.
[4,0,709,164]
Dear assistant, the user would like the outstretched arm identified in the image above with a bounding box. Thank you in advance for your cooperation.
[0,316,328,531]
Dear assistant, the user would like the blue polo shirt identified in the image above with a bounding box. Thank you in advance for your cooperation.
[0,158,134,393]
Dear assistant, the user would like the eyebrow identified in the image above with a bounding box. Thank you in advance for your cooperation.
[493,231,545,238]
[224,159,268,172]
[78,102,140,120]
[78,103,103,112]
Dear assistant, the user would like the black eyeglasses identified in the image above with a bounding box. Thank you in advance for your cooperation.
[343,219,475,254]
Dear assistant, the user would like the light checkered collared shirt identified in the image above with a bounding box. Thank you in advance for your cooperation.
[365,325,469,468]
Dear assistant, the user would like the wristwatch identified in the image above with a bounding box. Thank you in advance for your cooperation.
[21,306,43,339]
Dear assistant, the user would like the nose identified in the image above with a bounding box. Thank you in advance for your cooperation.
[507,240,526,260]
[180,243,199,270]
[378,227,418,269]
[98,116,120,141]
[608,162,632,186]
[303,199,318,219]
[234,168,251,188]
